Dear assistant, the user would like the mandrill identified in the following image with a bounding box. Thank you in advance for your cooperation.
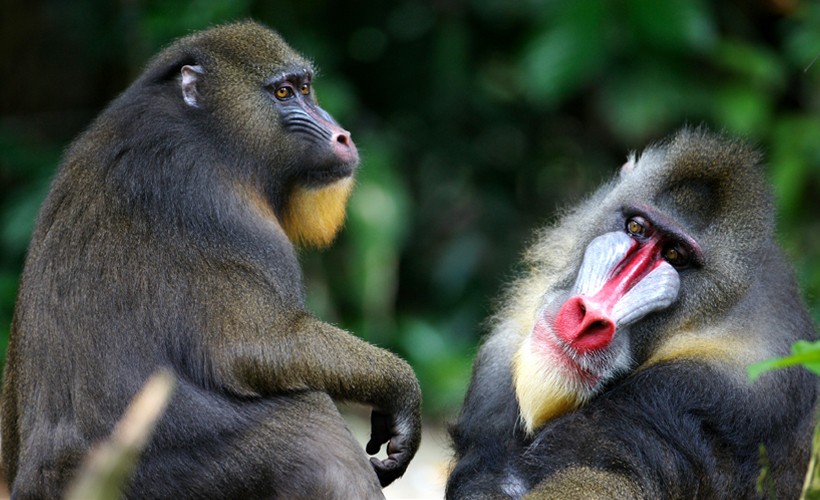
[2,21,421,500]
[447,128,818,499]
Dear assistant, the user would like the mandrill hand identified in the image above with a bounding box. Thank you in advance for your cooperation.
[366,408,422,487]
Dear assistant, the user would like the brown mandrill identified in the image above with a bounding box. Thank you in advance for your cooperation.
[447,128,818,499]
[1,21,420,500]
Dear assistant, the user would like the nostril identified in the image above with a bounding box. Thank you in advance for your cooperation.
[587,318,615,346]
[330,131,359,164]
[588,320,611,335]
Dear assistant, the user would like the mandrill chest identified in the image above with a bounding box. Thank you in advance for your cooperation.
[513,230,682,434]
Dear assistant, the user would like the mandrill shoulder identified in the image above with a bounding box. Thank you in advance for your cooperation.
[641,267,812,376]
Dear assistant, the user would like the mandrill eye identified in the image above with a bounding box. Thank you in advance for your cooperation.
[663,243,690,268]
[626,218,647,238]
[274,86,294,100]
[299,83,310,95]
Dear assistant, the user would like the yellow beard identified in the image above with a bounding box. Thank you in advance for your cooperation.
[512,338,587,435]
[281,178,354,248]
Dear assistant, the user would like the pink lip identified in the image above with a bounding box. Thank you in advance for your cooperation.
[531,318,600,386]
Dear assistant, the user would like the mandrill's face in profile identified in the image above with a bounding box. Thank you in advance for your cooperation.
[175,24,360,249]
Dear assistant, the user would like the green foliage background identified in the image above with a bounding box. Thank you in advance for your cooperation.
[1,0,819,416]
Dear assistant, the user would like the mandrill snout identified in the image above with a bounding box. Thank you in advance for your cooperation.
[554,295,616,353]
[331,129,359,166]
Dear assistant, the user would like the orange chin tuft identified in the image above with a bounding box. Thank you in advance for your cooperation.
[281,177,355,248]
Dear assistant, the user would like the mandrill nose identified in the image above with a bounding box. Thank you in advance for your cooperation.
[553,295,616,353]
[334,131,350,146]
[331,130,359,165]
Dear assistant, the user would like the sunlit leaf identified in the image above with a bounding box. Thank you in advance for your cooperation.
[747,340,820,381]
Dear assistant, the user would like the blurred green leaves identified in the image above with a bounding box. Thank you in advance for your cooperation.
[520,1,607,107]
[624,0,715,53]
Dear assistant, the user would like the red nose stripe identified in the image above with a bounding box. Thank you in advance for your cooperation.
[554,241,663,353]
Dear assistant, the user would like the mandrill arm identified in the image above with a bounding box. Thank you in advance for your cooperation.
[204,307,422,486]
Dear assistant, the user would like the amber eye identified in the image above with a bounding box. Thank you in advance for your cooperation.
[663,244,690,268]
[626,218,646,237]
[299,83,310,95]
[274,86,294,100]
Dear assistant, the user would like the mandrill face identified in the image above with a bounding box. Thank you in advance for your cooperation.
[514,198,700,434]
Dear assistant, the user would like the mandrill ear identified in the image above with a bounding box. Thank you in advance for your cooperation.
[619,153,637,178]
[181,65,204,107]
